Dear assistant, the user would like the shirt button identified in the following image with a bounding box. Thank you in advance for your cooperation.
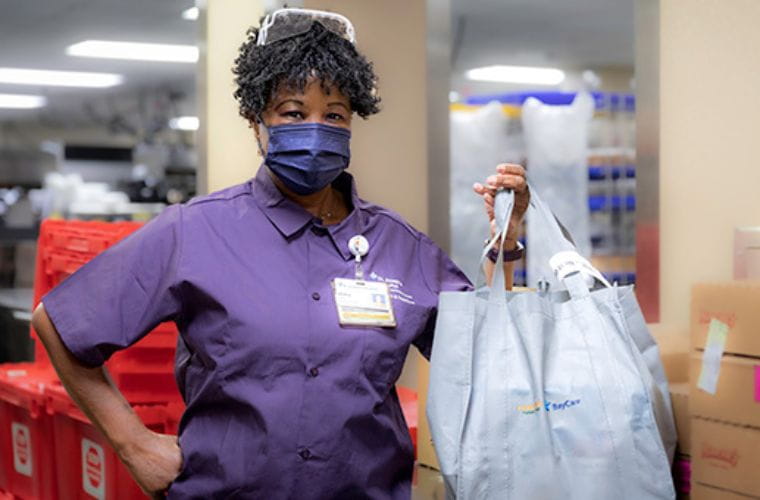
[311,292,321,301]
[309,367,319,377]
[299,448,312,460]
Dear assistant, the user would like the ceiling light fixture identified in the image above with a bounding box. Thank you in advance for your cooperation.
[0,93,47,109]
[465,65,565,85]
[169,116,199,131]
[67,40,199,63]
[0,68,123,88]
[182,7,199,20]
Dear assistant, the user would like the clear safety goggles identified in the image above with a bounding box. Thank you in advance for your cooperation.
[257,8,356,46]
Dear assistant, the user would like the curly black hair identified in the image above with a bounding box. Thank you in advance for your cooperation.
[233,21,381,123]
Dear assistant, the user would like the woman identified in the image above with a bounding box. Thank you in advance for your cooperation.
[32,8,529,499]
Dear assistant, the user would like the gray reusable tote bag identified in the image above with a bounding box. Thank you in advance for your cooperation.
[427,187,676,500]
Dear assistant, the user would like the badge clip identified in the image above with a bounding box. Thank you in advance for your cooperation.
[348,235,369,280]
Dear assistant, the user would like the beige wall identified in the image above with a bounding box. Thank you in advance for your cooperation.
[659,0,760,328]
[201,0,433,228]
[302,0,430,232]
[197,0,264,194]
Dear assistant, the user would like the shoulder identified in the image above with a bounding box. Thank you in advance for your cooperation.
[360,199,449,258]
[360,200,471,292]
[179,181,255,224]
[185,181,252,210]
[359,198,426,243]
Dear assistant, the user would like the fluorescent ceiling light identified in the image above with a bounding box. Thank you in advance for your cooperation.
[67,40,199,63]
[0,67,123,88]
[465,65,565,85]
[169,116,199,131]
[0,93,47,109]
[182,7,199,20]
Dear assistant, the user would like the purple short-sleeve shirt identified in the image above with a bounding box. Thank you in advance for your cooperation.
[42,166,471,499]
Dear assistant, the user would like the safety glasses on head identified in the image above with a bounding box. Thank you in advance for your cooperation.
[257,8,356,46]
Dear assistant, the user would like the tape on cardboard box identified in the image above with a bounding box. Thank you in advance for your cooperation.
[697,319,729,395]
[690,353,760,428]
[691,281,760,358]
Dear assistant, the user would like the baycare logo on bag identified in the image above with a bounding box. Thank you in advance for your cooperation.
[701,443,739,469]
[517,399,581,415]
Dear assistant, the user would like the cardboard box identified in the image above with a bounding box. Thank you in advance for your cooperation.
[689,353,760,428]
[691,281,760,357]
[649,323,690,383]
[691,418,760,497]
[416,357,439,470]
[671,383,691,456]
[691,482,752,499]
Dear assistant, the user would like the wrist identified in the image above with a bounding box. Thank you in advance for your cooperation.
[114,420,154,460]
[485,239,524,263]
[488,230,519,247]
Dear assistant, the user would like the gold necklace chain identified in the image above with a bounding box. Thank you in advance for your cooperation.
[318,189,339,221]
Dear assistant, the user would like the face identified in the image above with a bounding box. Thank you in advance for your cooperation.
[253,77,352,153]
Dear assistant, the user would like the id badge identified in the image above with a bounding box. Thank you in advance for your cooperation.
[332,277,397,328]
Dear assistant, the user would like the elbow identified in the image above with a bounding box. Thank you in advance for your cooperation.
[32,303,50,344]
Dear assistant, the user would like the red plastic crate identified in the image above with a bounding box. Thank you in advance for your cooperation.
[31,220,144,367]
[0,364,58,500]
[30,218,183,404]
[45,381,178,500]
[397,386,418,459]
[107,370,180,405]
[39,220,141,256]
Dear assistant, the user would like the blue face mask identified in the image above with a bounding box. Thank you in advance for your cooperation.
[263,122,351,195]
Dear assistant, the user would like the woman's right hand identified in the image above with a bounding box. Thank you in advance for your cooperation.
[120,429,182,498]
[32,304,183,498]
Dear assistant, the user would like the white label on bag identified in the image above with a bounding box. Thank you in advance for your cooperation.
[82,438,106,499]
[549,251,611,287]
[12,422,32,477]
[697,319,730,395]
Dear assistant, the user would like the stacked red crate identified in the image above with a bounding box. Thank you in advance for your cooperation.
[0,218,185,498]
[396,386,418,458]
[45,381,181,500]
[0,364,58,499]
[31,219,183,404]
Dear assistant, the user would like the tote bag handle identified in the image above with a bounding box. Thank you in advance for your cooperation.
[475,183,611,296]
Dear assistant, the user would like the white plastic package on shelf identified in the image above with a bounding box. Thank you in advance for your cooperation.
[522,93,594,288]
[449,102,524,280]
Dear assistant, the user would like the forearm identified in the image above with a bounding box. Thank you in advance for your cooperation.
[32,304,150,456]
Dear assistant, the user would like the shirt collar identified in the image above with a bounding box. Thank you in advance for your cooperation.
[326,173,368,261]
[252,165,368,260]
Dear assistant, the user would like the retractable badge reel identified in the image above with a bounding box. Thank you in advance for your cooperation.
[349,235,369,279]
[332,235,397,328]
